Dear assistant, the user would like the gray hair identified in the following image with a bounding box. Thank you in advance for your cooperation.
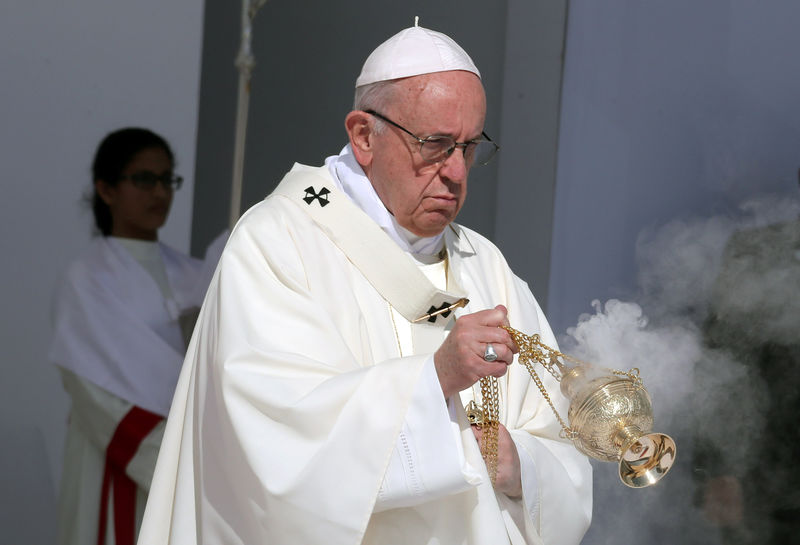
[353,80,400,134]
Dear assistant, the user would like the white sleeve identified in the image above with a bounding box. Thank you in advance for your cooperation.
[509,429,593,545]
[374,356,481,512]
[510,433,541,524]
[59,367,165,490]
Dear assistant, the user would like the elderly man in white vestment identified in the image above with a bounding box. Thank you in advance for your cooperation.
[138,25,592,545]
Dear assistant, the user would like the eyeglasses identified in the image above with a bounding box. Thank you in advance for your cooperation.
[365,110,499,167]
[120,171,183,191]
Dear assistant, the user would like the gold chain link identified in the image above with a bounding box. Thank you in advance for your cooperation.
[516,356,574,438]
[477,326,642,473]
[478,375,500,484]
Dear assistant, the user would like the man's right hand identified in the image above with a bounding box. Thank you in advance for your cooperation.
[434,305,518,399]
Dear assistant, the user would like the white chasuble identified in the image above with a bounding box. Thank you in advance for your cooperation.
[139,164,592,545]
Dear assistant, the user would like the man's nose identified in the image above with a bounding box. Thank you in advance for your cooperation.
[439,146,469,182]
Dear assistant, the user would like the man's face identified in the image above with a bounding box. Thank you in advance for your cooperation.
[366,71,487,237]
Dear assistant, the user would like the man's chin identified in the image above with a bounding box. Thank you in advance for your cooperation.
[411,216,455,237]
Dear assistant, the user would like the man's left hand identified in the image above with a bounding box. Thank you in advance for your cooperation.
[471,422,522,498]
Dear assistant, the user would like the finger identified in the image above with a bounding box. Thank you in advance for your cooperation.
[471,345,511,377]
[481,327,512,344]
[492,343,515,365]
[470,424,482,441]
[491,306,518,352]
[472,306,508,327]
[479,329,516,356]
[484,361,510,379]
[494,305,510,327]
[477,342,513,366]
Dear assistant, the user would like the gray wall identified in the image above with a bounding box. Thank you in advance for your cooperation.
[495,0,570,306]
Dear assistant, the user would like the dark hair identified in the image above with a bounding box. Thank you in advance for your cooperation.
[90,127,174,236]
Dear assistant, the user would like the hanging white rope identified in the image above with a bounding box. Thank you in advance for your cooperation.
[229,0,269,230]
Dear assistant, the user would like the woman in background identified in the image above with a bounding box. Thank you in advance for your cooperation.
[50,128,207,545]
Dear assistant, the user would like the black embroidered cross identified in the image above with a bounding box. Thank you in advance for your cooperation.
[303,186,330,207]
[412,298,469,324]
[426,302,455,323]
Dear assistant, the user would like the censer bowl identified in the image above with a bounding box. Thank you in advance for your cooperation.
[561,367,676,488]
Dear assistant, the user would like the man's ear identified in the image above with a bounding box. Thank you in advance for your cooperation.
[95,179,116,206]
[345,110,375,169]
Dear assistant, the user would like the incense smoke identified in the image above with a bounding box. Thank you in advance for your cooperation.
[570,193,800,545]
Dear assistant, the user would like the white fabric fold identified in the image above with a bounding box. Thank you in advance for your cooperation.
[375,357,478,511]
[49,237,206,415]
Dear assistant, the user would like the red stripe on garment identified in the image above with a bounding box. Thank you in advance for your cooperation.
[97,406,163,545]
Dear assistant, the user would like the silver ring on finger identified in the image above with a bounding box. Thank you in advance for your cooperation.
[484,343,498,362]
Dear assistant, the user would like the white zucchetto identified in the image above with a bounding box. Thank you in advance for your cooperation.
[355,24,480,88]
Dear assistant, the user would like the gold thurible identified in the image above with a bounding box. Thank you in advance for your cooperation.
[477,326,676,488]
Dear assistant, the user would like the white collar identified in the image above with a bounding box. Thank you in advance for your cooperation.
[325,145,444,256]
